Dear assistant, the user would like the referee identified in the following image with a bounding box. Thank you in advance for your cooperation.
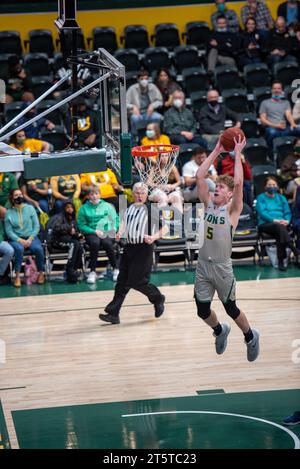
[99,182,167,324]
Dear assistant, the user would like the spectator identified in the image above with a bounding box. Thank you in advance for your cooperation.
[163,90,207,147]
[5,189,45,287]
[277,1,300,27]
[207,15,239,73]
[292,185,300,258]
[9,130,50,153]
[50,174,81,213]
[80,168,122,210]
[19,176,50,214]
[0,206,14,285]
[182,147,217,202]
[68,97,100,148]
[198,89,240,145]
[126,70,163,138]
[5,55,34,104]
[211,0,240,33]
[259,81,300,149]
[238,17,264,66]
[16,103,55,139]
[264,16,293,66]
[0,172,18,208]
[241,0,274,36]
[154,68,181,113]
[256,176,299,270]
[217,149,253,206]
[77,185,119,284]
[280,138,300,197]
[141,122,171,146]
[51,200,84,283]
[291,21,300,61]
[293,98,300,124]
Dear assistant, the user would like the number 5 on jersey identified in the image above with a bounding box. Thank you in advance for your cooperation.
[207,226,213,240]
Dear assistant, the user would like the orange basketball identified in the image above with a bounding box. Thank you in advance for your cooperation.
[220,128,246,152]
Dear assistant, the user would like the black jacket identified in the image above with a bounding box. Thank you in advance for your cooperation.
[264,28,293,55]
[277,2,300,24]
[208,30,239,58]
[52,201,81,244]
[198,103,238,135]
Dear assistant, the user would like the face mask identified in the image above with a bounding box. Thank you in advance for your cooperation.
[173,99,183,109]
[17,138,26,145]
[13,196,24,205]
[217,28,227,32]
[146,130,155,139]
[266,187,278,194]
[209,100,218,107]
[139,79,148,88]
[229,151,235,157]
[294,146,300,153]
[217,3,226,12]
[272,94,284,100]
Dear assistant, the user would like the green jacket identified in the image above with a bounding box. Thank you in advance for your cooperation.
[0,219,5,243]
[77,200,119,235]
[163,106,197,135]
[5,203,40,242]
[0,173,18,207]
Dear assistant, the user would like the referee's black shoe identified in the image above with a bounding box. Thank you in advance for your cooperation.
[99,313,120,324]
[154,295,165,318]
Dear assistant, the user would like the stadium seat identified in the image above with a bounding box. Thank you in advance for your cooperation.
[24,53,51,77]
[176,143,199,174]
[4,101,23,123]
[273,136,297,168]
[121,25,149,51]
[114,48,140,73]
[56,29,85,56]
[182,67,209,96]
[214,64,244,91]
[252,86,271,111]
[30,76,53,98]
[25,29,54,57]
[273,61,300,88]
[183,21,210,50]
[0,53,16,80]
[232,203,259,262]
[244,137,269,167]
[36,100,63,126]
[189,91,208,117]
[87,27,118,54]
[53,52,66,72]
[244,63,271,91]
[152,23,180,49]
[143,47,171,73]
[173,45,200,72]
[125,71,139,89]
[40,125,68,151]
[252,164,277,197]
[0,31,22,56]
[240,113,260,139]
[222,88,249,113]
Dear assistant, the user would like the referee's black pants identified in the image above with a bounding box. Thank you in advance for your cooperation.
[105,243,164,316]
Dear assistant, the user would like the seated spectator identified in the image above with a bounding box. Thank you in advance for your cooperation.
[280,138,300,197]
[277,1,300,27]
[0,172,18,208]
[163,90,207,147]
[51,200,84,283]
[77,185,119,284]
[293,98,300,124]
[141,122,171,146]
[154,68,181,113]
[20,176,50,214]
[292,185,300,259]
[0,206,14,285]
[238,17,264,67]
[182,147,217,202]
[5,55,34,104]
[9,130,50,154]
[207,15,239,73]
[217,149,253,206]
[291,21,300,61]
[16,103,55,139]
[198,89,240,145]
[80,168,122,210]
[211,0,240,33]
[126,70,163,139]
[50,174,81,213]
[67,97,100,148]
[256,176,299,270]
[241,0,274,36]
[259,81,300,149]
[264,17,294,66]
[5,189,45,287]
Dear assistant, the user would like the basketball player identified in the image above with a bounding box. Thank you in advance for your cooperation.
[195,136,260,361]
[99,182,167,324]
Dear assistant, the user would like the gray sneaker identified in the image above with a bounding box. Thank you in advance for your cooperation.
[246,329,260,362]
[213,323,231,355]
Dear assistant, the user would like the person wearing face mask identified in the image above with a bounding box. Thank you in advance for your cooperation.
[280,138,300,197]
[141,123,170,147]
[80,168,123,210]
[5,55,34,104]
[278,1,300,27]
[241,1,274,36]
[126,70,163,139]
[211,0,240,33]
[264,16,293,65]
[9,130,50,154]
[5,189,45,287]
[259,81,300,149]
[16,102,55,139]
[0,206,14,285]
[198,90,240,145]
[154,68,181,113]
[207,15,239,73]
[163,90,207,147]
[77,185,119,284]
[256,176,299,270]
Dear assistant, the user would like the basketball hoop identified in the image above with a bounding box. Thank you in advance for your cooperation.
[132,144,180,193]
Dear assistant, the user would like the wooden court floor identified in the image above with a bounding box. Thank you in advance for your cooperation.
[0,276,300,448]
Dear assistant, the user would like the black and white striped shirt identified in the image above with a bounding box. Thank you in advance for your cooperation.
[124,203,160,244]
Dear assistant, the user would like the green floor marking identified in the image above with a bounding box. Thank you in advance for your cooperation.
[1,265,300,299]
[12,389,300,449]
[0,401,11,449]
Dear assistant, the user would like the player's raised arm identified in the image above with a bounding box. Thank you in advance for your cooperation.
[196,139,224,207]
[229,135,247,223]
